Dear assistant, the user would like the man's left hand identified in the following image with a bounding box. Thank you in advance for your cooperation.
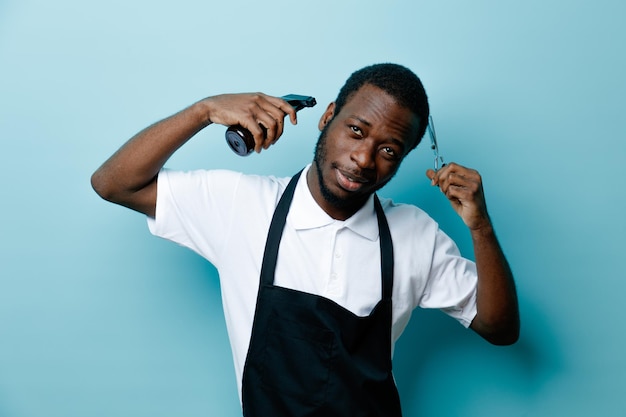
[426,163,491,231]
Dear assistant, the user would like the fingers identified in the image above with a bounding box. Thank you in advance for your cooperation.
[425,168,437,184]
[246,94,301,153]
[428,162,477,187]
[265,95,298,126]
[205,93,298,153]
[426,162,485,207]
[251,110,283,151]
[426,162,490,228]
[445,166,480,195]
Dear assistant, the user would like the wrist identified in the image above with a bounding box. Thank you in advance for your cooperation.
[192,99,214,127]
[470,221,495,238]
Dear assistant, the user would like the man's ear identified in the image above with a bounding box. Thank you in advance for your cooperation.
[318,102,336,130]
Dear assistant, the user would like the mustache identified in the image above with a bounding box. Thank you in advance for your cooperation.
[332,163,375,183]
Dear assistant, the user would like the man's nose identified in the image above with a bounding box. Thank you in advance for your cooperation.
[350,141,376,170]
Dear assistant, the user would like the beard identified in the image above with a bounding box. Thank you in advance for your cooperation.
[313,126,350,209]
[312,125,393,212]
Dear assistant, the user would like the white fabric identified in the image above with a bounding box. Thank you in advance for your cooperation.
[147,164,477,398]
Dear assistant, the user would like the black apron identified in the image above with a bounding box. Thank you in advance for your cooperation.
[241,171,402,417]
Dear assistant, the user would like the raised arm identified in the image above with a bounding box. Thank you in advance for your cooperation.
[91,93,298,217]
[427,163,520,345]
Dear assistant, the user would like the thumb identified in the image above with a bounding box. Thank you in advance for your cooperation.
[425,168,437,185]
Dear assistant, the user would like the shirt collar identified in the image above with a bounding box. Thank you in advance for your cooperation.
[287,164,380,241]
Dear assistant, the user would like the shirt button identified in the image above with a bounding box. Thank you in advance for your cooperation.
[334,252,342,259]
[330,272,338,280]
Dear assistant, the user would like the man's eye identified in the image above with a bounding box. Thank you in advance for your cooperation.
[382,147,399,159]
[350,125,363,136]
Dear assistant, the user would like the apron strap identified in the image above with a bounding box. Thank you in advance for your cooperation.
[374,195,394,301]
[259,170,302,286]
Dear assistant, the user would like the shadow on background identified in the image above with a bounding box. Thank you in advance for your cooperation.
[393,298,562,415]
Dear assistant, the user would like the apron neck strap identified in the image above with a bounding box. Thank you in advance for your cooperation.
[374,194,394,300]
[259,170,302,286]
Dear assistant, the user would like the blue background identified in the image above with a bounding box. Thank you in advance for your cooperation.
[1,0,625,416]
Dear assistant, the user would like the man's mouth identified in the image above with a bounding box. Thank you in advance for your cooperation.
[335,168,370,192]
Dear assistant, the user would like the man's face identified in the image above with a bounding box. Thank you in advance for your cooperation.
[308,83,422,220]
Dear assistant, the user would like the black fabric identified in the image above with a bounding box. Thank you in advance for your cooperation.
[242,171,402,417]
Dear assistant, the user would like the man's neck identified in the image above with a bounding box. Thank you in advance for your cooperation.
[305,164,368,221]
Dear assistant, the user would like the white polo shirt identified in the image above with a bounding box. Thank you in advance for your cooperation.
[147,164,477,398]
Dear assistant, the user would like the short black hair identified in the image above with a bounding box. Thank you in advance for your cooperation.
[334,63,430,150]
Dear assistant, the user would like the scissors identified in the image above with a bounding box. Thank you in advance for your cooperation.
[427,115,445,171]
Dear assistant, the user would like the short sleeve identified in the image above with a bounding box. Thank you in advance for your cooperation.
[420,228,478,328]
[147,168,243,264]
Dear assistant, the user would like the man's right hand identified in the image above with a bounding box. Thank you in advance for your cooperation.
[202,93,298,153]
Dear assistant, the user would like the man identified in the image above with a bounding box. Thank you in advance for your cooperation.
[92,63,519,416]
